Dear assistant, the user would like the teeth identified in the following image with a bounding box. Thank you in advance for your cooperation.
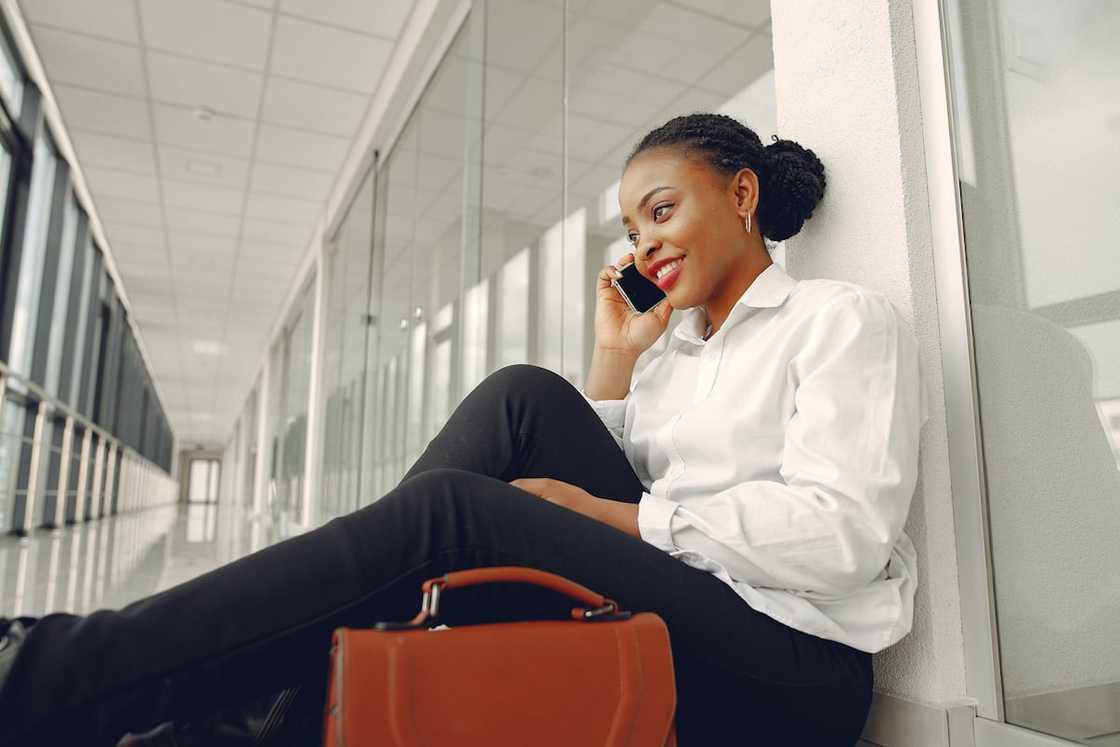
[656,259,682,279]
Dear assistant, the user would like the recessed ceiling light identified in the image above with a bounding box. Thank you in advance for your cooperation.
[186,158,222,177]
[193,339,223,355]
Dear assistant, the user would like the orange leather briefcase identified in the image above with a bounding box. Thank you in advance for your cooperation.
[323,566,679,746]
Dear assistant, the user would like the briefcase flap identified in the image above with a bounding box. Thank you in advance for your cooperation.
[326,612,677,746]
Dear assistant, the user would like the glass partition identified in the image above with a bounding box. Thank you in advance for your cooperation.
[945,0,1120,741]
[309,0,775,514]
[320,175,376,520]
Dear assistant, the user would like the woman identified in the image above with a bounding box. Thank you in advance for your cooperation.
[0,112,927,745]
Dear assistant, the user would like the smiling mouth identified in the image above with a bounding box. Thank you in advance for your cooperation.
[654,257,684,289]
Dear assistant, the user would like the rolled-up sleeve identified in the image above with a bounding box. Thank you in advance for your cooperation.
[579,390,628,450]
[636,293,926,597]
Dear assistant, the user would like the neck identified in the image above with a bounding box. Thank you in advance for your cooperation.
[703,251,773,337]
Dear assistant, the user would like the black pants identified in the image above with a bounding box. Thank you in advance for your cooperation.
[0,365,873,745]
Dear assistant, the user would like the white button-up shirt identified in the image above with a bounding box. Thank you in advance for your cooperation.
[581,261,929,653]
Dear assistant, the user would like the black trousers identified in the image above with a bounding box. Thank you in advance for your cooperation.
[0,364,873,745]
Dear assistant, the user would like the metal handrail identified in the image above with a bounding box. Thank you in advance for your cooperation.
[0,358,169,475]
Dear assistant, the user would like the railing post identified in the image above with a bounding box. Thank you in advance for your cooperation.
[90,437,105,520]
[103,442,118,516]
[21,401,50,535]
[75,428,92,521]
[52,415,75,528]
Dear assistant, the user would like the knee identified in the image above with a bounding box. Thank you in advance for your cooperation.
[480,364,573,400]
[393,468,487,515]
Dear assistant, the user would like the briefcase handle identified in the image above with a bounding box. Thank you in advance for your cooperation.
[374,566,632,631]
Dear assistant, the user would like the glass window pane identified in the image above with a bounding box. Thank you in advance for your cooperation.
[0,31,22,117]
[8,135,58,376]
[460,278,488,394]
[496,247,529,368]
[945,0,1120,740]
[0,145,12,235]
[45,192,79,396]
[188,459,208,502]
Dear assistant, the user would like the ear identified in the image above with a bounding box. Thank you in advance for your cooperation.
[730,167,760,221]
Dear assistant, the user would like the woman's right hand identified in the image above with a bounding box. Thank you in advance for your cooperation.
[594,252,675,356]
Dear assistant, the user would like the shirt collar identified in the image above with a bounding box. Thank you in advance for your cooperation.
[672,261,798,347]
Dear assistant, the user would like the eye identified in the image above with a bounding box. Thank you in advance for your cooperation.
[653,203,673,220]
[626,231,638,245]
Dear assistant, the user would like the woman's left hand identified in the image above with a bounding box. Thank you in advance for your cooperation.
[509,478,640,539]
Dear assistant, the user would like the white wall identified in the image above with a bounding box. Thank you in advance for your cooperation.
[772,0,968,705]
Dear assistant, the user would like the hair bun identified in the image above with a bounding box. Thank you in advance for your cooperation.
[758,136,826,241]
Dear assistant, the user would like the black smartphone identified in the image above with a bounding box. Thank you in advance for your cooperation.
[611,261,666,314]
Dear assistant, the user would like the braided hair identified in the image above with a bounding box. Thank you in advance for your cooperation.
[626,113,826,242]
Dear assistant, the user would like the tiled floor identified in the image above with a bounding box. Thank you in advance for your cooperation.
[0,501,295,617]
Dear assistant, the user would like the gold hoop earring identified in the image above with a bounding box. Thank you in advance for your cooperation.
[745,212,752,234]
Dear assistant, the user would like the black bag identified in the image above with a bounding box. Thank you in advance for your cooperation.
[114,683,323,747]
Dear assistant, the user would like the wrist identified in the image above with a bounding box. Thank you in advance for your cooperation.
[593,345,640,360]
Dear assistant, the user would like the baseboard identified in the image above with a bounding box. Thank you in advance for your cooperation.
[860,691,978,747]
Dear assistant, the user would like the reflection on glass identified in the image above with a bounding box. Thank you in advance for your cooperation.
[946,0,1120,741]
[240,1,778,538]
[8,136,58,377]
[0,31,22,115]
[45,193,79,397]
[461,279,489,395]
[407,320,426,461]
[496,248,529,368]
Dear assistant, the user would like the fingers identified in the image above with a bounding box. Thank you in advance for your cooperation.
[598,252,634,285]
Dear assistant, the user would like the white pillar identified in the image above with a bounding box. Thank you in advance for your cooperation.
[771,0,962,706]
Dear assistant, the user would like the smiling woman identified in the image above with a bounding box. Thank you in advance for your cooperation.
[617,113,824,339]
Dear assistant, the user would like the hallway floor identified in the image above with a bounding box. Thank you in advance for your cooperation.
[0,502,291,617]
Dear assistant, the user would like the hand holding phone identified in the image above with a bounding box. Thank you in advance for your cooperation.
[593,253,673,356]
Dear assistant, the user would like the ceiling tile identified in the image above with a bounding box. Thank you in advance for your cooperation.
[249,161,333,201]
[161,208,241,239]
[261,76,365,136]
[110,241,167,268]
[238,239,303,260]
[153,102,256,157]
[279,0,410,37]
[146,51,264,119]
[157,144,250,191]
[70,130,157,175]
[140,0,271,70]
[270,15,393,93]
[83,165,160,202]
[161,178,245,215]
[672,0,770,28]
[31,25,145,97]
[245,192,320,224]
[92,195,164,228]
[166,232,238,255]
[53,84,152,140]
[243,219,311,247]
[701,33,772,98]
[102,223,165,247]
[255,124,349,172]
[22,0,140,43]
